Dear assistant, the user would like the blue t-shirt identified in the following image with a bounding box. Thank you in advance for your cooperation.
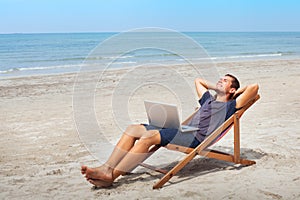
[187,91,237,143]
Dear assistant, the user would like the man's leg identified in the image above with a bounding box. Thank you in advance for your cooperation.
[81,124,151,184]
[112,130,161,179]
[84,129,161,184]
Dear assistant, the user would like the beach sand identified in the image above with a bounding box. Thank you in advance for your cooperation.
[1,58,299,199]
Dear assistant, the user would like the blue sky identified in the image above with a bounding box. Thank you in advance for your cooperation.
[1,0,300,33]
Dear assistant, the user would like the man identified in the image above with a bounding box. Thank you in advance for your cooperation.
[81,74,259,188]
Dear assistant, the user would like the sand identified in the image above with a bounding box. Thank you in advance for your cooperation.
[0,58,299,199]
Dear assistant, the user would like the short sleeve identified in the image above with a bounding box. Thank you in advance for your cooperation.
[198,91,212,106]
[225,99,237,120]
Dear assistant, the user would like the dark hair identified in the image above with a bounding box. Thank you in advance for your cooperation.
[225,73,240,90]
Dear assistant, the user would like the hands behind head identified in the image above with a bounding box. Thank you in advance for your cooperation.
[232,87,244,99]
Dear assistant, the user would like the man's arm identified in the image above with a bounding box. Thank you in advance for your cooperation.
[194,78,216,99]
[235,84,259,109]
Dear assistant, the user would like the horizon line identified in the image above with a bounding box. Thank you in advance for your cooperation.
[1,30,300,34]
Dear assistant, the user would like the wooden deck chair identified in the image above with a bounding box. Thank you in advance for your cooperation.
[140,94,260,189]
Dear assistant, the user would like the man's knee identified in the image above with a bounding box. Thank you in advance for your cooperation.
[126,124,143,131]
[125,124,146,137]
[140,130,160,145]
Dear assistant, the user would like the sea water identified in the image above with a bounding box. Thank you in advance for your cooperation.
[1,32,300,78]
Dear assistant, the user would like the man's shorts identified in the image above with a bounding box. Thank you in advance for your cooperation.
[142,124,200,148]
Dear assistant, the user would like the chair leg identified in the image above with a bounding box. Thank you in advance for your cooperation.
[153,149,198,189]
[233,113,240,163]
[200,150,256,166]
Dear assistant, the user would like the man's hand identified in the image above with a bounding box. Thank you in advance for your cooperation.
[232,86,246,99]
[194,78,216,99]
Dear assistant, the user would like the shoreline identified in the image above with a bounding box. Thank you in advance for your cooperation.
[1,56,300,81]
[1,58,300,199]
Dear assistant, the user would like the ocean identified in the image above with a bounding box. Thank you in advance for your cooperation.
[1,32,300,78]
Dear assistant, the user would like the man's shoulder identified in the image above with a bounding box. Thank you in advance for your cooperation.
[199,91,213,105]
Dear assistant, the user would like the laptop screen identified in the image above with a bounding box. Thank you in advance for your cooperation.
[144,100,181,129]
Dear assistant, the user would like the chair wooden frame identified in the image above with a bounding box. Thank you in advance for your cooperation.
[140,94,260,189]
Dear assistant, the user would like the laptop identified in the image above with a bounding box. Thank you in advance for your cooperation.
[144,100,199,132]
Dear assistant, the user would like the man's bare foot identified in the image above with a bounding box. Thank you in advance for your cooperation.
[81,165,113,182]
[81,165,87,175]
[88,178,113,188]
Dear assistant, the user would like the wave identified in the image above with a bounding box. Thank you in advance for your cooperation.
[211,53,283,60]
[174,53,284,62]
[0,64,82,74]
[22,57,86,63]
[0,60,137,75]
[15,55,135,63]
[180,53,283,61]
[84,55,135,61]
[113,52,284,61]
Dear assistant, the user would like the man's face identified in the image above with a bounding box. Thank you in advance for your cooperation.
[216,76,235,94]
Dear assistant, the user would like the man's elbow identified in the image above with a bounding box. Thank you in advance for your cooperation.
[194,78,202,84]
[250,83,259,94]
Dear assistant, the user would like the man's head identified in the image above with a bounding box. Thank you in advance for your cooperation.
[216,74,240,100]
[225,73,240,90]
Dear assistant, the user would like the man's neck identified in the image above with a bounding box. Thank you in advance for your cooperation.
[215,93,228,102]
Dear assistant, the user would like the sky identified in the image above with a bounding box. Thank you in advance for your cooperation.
[1,0,300,33]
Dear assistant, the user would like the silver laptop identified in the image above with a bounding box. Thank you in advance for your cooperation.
[144,100,199,132]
